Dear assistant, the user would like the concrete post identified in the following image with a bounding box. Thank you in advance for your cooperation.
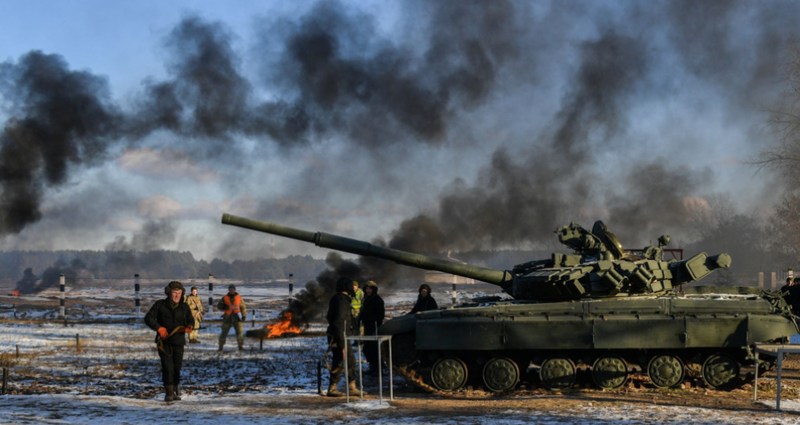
[289,273,294,311]
[452,274,457,305]
[134,274,141,317]
[208,273,214,311]
[59,274,66,319]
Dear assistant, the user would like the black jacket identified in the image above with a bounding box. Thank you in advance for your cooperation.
[359,294,385,333]
[786,285,800,315]
[145,298,195,346]
[327,292,353,340]
[410,294,438,314]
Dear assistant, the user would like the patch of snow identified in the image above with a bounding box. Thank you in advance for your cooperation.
[337,399,394,411]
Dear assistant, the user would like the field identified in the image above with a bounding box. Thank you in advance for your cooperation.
[1,280,800,424]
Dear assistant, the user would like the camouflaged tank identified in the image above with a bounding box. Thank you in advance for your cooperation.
[222,213,799,392]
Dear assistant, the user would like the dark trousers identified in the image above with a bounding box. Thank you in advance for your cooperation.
[363,321,381,369]
[158,344,184,386]
[328,334,355,385]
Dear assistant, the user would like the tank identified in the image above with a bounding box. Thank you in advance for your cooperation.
[222,213,799,392]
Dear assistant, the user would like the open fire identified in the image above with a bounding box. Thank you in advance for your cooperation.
[264,312,302,338]
[11,289,21,296]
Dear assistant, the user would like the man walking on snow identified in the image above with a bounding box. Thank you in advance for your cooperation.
[145,280,195,402]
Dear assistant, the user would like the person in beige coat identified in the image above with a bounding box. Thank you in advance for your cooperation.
[185,286,204,343]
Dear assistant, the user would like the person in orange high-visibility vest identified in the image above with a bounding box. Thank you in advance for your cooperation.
[217,284,247,351]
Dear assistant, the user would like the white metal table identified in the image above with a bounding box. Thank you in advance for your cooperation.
[753,343,800,411]
[344,335,393,404]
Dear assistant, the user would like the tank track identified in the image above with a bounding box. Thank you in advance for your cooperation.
[390,363,451,395]
[379,344,452,396]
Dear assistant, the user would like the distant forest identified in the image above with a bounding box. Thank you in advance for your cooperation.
[0,243,777,287]
[0,250,328,281]
[0,249,543,285]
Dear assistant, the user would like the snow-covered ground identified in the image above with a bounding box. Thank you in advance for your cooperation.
[2,284,800,424]
[3,393,800,424]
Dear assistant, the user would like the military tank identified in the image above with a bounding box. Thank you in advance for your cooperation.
[221,213,799,392]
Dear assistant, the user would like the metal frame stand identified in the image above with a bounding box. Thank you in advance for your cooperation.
[753,343,800,411]
[346,335,394,404]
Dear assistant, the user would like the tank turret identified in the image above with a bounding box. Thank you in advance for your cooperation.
[221,213,730,301]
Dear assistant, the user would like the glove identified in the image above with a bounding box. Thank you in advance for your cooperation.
[157,327,168,339]
[184,326,193,334]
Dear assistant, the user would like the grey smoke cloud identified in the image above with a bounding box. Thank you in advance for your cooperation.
[105,219,177,252]
[0,0,798,277]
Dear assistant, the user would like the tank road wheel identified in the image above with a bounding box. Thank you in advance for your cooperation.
[702,354,740,390]
[591,355,628,390]
[431,357,468,392]
[389,332,419,367]
[647,354,685,389]
[482,357,520,392]
[539,356,576,391]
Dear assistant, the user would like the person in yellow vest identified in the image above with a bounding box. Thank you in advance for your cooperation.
[185,286,204,343]
[350,280,364,335]
[217,284,247,351]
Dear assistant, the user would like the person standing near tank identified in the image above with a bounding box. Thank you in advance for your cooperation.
[350,280,364,335]
[358,280,385,376]
[144,280,194,402]
[326,276,363,397]
[781,277,794,293]
[217,284,247,351]
[185,286,204,343]
[409,283,438,314]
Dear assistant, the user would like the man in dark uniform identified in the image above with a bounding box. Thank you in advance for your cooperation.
[326,276,363,397]
[145,280,195,402]
[409,283,438,314]
[358,280,385,376]
[781,277,793,293]
[784,278,800,316]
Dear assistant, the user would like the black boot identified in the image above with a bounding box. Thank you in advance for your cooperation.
[173,384,182,401]
[164,385,174,402]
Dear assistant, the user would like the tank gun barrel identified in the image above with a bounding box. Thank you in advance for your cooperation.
[221,213,513,286]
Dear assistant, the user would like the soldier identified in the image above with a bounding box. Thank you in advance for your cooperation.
[326,276,363,397]
[409,283,438,314]
[781,277,794,293]
[144,280,194,402]
[358,280,385,376]
[787,281,800,316]
[350,280,364,334]
[185,286,204,343]
[217,284,247,351]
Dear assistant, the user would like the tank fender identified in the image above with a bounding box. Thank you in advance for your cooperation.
[378,314,417,335]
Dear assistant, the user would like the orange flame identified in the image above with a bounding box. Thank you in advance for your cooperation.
[11,289,21,296]
[265,312,302,338]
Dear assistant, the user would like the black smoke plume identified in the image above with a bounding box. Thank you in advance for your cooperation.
[252,0,521,146]
[104,220,177,276]
[285,221,439,326]
[132,16,251,146]
[0,51,122,235]
[14,258,91,295]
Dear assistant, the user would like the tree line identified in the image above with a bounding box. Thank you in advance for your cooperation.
[0,250,328,281]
